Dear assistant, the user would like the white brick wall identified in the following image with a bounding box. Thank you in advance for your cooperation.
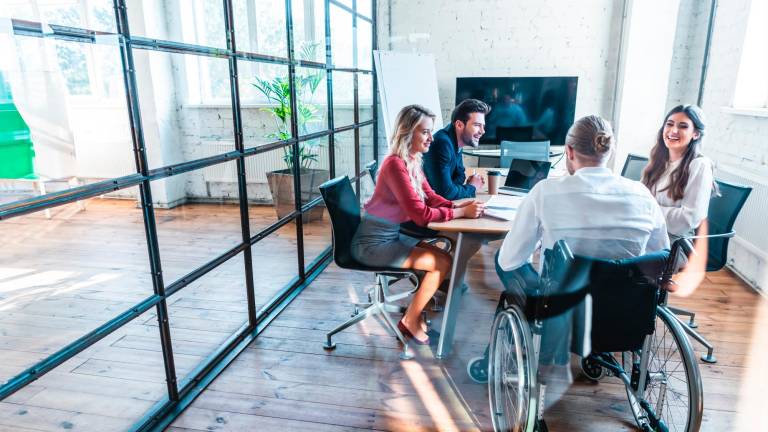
[377,0,623,128]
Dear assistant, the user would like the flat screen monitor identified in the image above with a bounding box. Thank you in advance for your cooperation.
[455,76,578,146]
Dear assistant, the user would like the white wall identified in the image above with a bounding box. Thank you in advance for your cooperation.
[613,0,680,169]
[377,0,624,134]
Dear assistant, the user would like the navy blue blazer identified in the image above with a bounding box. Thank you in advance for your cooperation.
[423,124,477,200]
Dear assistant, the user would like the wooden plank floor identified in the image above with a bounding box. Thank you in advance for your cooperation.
[0,198,330,431]
[1,198,765,431]
[172,239,766,431]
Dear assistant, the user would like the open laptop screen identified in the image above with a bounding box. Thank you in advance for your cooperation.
[504,159,552,191]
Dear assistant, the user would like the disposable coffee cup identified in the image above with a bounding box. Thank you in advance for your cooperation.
[487,170,501,195]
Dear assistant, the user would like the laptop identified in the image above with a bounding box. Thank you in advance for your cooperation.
[498,158,552,196]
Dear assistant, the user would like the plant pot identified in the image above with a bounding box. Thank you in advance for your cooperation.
[266,168,329,222]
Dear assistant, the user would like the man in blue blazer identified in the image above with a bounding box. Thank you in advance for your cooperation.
[422,99,494,296]
[423,99,490,200]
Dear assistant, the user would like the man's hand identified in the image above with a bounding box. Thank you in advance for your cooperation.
[466,174,484,189]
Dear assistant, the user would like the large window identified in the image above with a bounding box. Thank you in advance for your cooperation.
[0,0,376,430]
[732,0,768,111]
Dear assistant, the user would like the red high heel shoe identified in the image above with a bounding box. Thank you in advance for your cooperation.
[397,320,430,345]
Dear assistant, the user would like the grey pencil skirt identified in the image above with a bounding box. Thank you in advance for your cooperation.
[351,214,420,268]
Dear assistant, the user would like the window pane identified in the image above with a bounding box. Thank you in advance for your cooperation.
[132,50,234,169]
[150,162,244,285]
[246,147,293,231]
[358,0,372,18]
[330,5,353,68]
[333,130,356,179]
[356,18,372,70]
[167,253,248,386]
[359,125,374,167]
[298,137,330,207]
[358,72,373,122]
[4,308,167,429]
[332,71,355,127]
[0,186,152,385]
[232,0,288,58]
[296,67,327,136]
[733,0,768,108]
[127,0,226,49]
[252,225,299,307]
[303,205,331,271]
[240,63,294,145]
[291,0,326,62]
[0,35,134,201]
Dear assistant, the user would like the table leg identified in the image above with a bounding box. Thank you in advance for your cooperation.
[436,232,463,359]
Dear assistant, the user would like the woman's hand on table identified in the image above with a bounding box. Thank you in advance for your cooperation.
[454,200,485,219]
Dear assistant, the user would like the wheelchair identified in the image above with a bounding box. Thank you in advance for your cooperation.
[471,240,703,432]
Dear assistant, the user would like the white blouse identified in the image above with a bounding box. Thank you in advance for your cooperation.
[652,156,714,237]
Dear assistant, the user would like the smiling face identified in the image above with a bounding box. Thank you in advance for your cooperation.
[455,112,486,148]
[663,112,700,160]
[410,116,434,155]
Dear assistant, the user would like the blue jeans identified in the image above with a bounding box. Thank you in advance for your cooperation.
[494,251,571,366]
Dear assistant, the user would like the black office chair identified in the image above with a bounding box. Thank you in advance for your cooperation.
[620,153,649,181]
[666,179,752,363]
[319,176,424,359]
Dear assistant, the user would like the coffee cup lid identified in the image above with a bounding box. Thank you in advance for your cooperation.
[488,170,502,176]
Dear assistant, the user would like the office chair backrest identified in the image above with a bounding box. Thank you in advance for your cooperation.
[500,140,550,168]
[497,125,534,142]
[706,179,752,271]
[620,153,649,181]
[319,176,361,269]
[364,160,378,184]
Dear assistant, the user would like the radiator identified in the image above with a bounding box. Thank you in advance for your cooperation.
[200,140,344,183]
[716,164,768,253]
[201,141,270,183]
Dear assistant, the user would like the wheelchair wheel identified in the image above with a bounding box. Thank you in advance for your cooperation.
[488,306,537,432]
[629,307,703,432]
[580,356,605,382]
[467,356,488,384]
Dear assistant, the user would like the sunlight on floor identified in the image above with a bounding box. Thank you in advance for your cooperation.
[402,360,461,432]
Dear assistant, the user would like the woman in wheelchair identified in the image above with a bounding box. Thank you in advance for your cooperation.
[350,104,484,345]
[470,116,705,431]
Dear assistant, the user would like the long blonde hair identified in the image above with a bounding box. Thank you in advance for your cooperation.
[389,104,435,200]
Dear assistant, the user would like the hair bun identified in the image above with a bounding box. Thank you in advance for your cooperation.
[593,132,613,154]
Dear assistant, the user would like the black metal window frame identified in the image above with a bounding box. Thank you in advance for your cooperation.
[0,1,378,430]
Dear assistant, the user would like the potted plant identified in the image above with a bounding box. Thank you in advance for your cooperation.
[253,45,329,222]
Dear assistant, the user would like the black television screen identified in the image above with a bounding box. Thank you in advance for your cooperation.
[455,76,578,146]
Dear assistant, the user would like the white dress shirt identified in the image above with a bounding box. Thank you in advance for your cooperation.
[498,166,670,271]
[652,156,714,237]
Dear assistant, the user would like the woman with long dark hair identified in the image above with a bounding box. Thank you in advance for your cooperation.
[642,105,716,239]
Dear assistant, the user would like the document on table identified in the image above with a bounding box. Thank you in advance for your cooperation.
[483,195,524,221]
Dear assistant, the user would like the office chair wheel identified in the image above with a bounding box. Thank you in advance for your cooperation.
[580,356,605,382]
[467,356,488,384]
[323,336,336,351]
[628,307,702,432]
[488,306,537,432]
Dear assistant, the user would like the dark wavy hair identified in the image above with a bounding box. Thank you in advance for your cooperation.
[642,105,706,201]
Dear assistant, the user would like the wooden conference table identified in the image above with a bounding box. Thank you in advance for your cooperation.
[428,184,514,359]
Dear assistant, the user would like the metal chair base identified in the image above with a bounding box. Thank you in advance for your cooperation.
[323,273,417,360]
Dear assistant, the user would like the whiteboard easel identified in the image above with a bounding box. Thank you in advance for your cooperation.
[373,51,443,147]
